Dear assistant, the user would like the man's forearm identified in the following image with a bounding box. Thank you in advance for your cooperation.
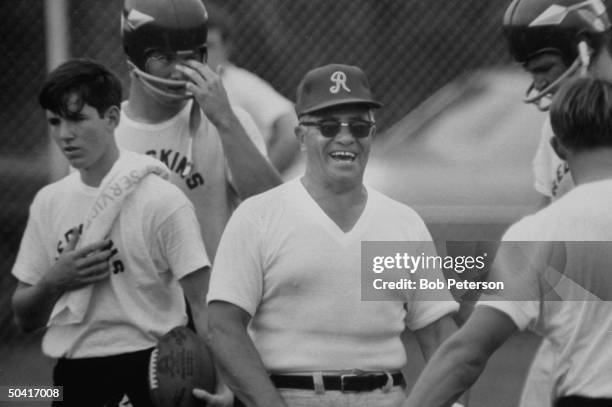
[181,268,211,338]
[413,314,471,406]
[215,116,282,198]
[404,335,487,407]
[188,299,209,338]
[207,319,286,407]
[12,280,63,332]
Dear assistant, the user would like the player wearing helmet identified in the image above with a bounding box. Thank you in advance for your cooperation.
[116,1,280,405]
[503,0,612,202]
[504,0,611,110]
[116,0,281,260]
[503,2,612,406]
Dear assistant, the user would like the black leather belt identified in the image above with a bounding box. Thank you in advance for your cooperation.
[270,372,404,392]
[555,395,612,407]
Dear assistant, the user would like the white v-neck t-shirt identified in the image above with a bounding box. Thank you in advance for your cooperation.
[208,179,457,372]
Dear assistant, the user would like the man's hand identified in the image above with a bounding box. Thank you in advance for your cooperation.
[176,61,236,129]
[192,382,233,407]
[11,228,113,332]
[175,59,281,202]
[42,229,112,295]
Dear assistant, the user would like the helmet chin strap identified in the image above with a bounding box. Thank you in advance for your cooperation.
[128,61,200,176]
[524,40,591,111]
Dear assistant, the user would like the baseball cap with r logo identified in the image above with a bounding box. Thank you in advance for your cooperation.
[295,64,382,116]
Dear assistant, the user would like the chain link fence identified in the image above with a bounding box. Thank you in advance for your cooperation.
[1,0,513,349]
[1,0,50,346]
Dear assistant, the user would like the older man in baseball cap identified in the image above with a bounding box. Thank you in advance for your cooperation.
[202,64,460,407]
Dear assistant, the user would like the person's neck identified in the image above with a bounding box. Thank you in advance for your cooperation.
[568,148,612,186]
[124,78,187,124]
[301,174,366,205]
[80,145,120,188]
[301,175,367,233]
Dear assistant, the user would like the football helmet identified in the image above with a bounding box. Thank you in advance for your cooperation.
[122,0,208,100]
[503,0,610,109]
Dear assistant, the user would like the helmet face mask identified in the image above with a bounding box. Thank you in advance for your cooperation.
[503,0,611,109]
[143,47,207,97]
[122,0,208,100]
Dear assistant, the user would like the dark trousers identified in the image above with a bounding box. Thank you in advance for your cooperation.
[555,395,612,407]
[52,348,154,407]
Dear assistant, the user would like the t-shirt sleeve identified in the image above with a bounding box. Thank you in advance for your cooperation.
[476,219,543,331]
[146,180,209,279]
[11,194,52,285]
[156,203,210,280]
[403,209,459,331]
[207,203,263,316]
[475,300,536,331]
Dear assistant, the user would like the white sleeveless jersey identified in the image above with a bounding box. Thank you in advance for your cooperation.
[115,100,267,257]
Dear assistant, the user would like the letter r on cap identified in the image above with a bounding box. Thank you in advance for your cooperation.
[330,71,351,94]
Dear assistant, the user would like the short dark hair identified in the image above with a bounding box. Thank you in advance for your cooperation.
[550,76,612,152]
[39,59,122,119]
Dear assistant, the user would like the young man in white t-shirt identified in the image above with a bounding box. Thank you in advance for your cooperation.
[502,1,612,405]
[200,64,461,407]
[117,0,281,259]
[404,76,612,407]
[10,59,220,406]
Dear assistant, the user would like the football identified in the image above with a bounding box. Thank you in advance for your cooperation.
[149,326,216,407]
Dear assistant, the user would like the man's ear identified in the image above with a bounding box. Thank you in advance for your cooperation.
[104,105,121,129]
[550,136,568,161]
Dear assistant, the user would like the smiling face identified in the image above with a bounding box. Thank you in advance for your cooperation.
[298,104,374,190]
[46,93,119,185]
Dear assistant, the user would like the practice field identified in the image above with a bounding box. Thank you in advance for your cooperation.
[0,331,540,407]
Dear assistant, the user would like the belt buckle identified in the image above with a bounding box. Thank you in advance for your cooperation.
[340,373,358,392]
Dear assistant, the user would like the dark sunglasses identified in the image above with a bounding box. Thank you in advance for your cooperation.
[299,119,375,139]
